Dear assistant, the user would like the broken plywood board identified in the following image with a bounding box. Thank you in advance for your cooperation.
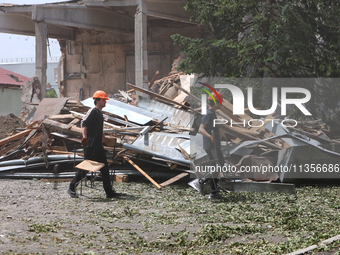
[32,98,71,121]
[75,160,104,172]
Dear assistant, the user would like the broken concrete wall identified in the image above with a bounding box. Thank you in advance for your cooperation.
[60,23,198,99]
[20,76,40,119]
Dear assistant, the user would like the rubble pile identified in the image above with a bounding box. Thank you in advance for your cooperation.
[0,83,193,187]
[1,69,340,189]
[0,113,26,140]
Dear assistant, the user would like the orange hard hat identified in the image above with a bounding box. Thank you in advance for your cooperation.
[93,90,109,100]
[208,92,223,103]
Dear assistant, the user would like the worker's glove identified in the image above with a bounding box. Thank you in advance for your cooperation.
[210,135,214,144]
[81,137,88,147]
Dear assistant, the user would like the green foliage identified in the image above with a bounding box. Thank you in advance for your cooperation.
[46,88,57,98]
[28,222,60,233]
[172,0,340,78]
[173,2,340,127]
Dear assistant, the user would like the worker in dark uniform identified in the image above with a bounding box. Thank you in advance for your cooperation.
[67,90,118,198]
[193,92,225,199]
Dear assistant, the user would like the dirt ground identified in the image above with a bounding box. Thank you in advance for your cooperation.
[0,179,202,255]
[0,114,26,140]
[1,179,340,255]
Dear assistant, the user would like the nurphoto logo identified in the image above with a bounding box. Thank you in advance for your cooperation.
[198,82,312,128]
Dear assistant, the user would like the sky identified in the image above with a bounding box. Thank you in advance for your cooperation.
[0,0,69,62]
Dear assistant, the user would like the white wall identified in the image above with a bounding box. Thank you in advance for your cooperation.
[0,87,24,117]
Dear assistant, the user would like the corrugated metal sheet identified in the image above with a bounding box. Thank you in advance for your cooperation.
[81,98,157,125]
[138,97,193,128]
[128,132,190,164]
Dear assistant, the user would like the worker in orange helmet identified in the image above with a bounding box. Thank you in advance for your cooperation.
[194,91,225,199]
[68,90,119,198]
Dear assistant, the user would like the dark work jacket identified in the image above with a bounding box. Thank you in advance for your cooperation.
[81,107,104,150]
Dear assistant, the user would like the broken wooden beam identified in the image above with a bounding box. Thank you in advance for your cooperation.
[42,118,82,137]
[148,70,159,90]
[127,83,190,110]
[0,129,32,147]
[160,173,189,187]
[123,156,162,189]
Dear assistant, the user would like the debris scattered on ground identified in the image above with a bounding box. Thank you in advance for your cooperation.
[1,179,340,254]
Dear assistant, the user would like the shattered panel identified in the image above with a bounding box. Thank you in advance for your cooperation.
[32,98,70,121]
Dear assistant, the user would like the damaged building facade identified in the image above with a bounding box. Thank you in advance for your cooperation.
[0,0,199,99]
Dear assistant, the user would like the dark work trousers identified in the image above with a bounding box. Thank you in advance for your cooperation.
[205,149,219,194]
[70,146,113,195]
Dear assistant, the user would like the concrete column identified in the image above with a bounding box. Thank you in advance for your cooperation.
[135,4,148,90]
[35,22,47,99]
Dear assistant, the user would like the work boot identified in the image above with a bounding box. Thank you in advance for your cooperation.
[208,192,223,200]
[106,190,122,199]
[190,179,205,196]
[67,187,78,198]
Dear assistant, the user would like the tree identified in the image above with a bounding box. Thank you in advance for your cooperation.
[172,0,340,78]
[46,88,57,98]
[172,0,340,128]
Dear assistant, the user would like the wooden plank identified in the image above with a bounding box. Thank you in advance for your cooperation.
[228,126,259,136]
[26,132,42,146]
[177,142,190,160]
[286,234,340,255]
[42,118,82,137]
[172,82,201,103]
[167,162,177,170]
[218,124,283,150]
[75,160,104,172]
[119,90,132,101]
[49,114,74,120]
[164,122,193,132]
[160,82,172,96]
[64,118,80,129]
[127,83,190,110]
[42,126,49,151]
[0,129,32,147]
[160,173,189,187]
[320,234,340,245]
[149,117,168,133]
[46,150,74,155]
[285,245,318,255]
[148,70,159,90]
[123,156,162,189]
[26,121,41,129]
[41,178,73,182]
[0,138,25,156]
